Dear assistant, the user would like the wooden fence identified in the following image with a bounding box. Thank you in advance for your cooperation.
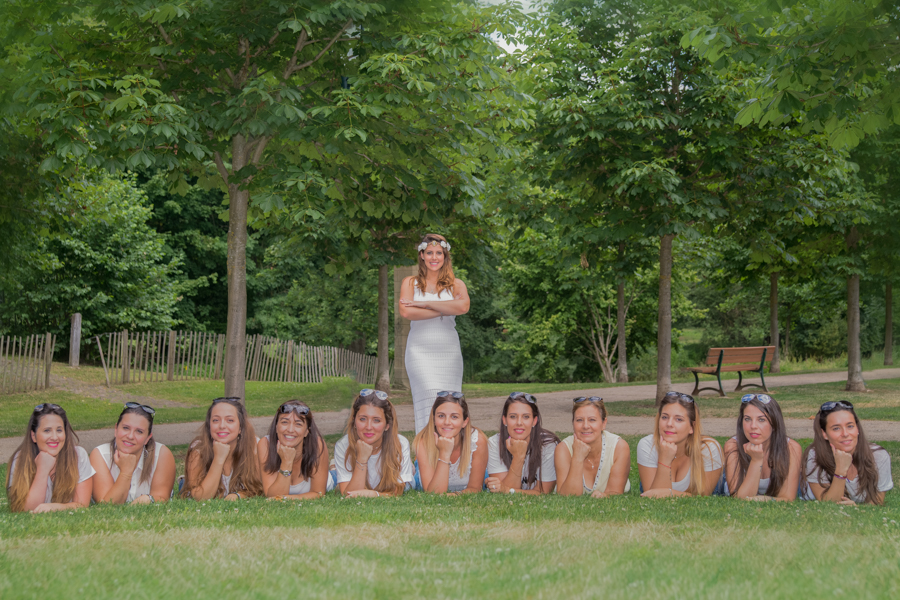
[0,333,56,395]
[97,331,384,386]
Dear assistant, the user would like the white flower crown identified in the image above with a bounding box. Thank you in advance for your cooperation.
[417,240,451,252]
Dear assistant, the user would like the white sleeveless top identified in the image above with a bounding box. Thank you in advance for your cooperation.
[444,429,480,492]
[96,441,164,503]
[560,431,631,494]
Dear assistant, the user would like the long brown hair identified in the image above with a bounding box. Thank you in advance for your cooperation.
[728,396,791,497]
[263,401,324,479]
[413,393,477,477]
[343,393,405,496]
[498,395,560,487]
[804,404,884,505]
[653,394,718,496]
[107,405,156,486]
[181,400,263,499]
[6,404,80,512]
[414,233,456,296]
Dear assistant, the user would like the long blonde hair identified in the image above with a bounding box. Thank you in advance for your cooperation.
[6,405,80,512]
[653,394,718,496]
[181,400,263,499]
[344,393,405,496]
[414,233,456,296]
[413,394,477,477]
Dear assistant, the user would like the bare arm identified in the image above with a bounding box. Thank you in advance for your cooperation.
[186,450,226,501]
[89,448,134,504]
[398,278,471,319]
[554,443,584,496]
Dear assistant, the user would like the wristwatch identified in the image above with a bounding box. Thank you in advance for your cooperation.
[279,469,292,477]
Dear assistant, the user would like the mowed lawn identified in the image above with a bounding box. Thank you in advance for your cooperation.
[1,436,899,599]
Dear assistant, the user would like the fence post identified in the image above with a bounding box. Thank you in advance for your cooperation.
[68,313,82,367]
[167,330,176,381]
[121,330,130,384]
[44,332,52,389]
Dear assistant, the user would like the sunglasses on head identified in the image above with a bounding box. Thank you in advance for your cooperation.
[125,401,156,415]
[573,396,603,404]
[279,403,310,416]
[359,389,389,401]
[212,397,242,404]
[821,400,854,412]
[741,394,772,405]
[509,391,537,404]
[437,391,465,399]
[664,391,695,403]
[34,403,62,413]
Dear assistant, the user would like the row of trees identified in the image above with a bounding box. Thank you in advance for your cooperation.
[1,0,897,400]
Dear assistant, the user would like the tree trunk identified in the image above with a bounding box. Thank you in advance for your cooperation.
[885,282,893,366]
[616,279,628,383]
[784,309,791,359]
[769,272,780,373]
[656,233,674,404]
[375,264,392,392]
[846,273,866,391]
[223,186,249,401]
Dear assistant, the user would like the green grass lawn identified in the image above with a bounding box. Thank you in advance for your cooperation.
[1,435,898,598]
[605,378,900,420]
[0,377,362,438]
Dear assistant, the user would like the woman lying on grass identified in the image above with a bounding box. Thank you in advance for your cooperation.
[555,397,630,497]
[637,391,723,498]
[181,397,263,501]
[334,390,413,498]
[803,400,893,505]
[90,402,176,505]
[723,394,801,501]
[413,391,487,494]
[258,400,333,500]
[6,403,94,513]
[485,392,559,495]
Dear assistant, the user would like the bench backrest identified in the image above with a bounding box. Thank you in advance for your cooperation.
[705,346,776,366]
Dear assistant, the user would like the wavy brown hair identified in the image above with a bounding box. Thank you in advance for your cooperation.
[653,394,719,496]
[413,393,477,478]
[6,404,80,512]
[414,233,456,296]
[804,405,884,505]
[498,395,560,488]
[727,397,791,497]
[181,400,263,499]
[263,401,324,480]
[106,405,156,486]
[343,393,405,496]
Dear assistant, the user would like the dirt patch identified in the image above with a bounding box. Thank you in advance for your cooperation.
[49,374,194,408]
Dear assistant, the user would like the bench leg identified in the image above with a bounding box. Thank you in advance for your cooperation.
[691,371,701,396]
[734,371,744,392]
[760,369,769,393]
[716,371,725,397]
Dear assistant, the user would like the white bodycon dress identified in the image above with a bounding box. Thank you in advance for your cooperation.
[405,286,464,433]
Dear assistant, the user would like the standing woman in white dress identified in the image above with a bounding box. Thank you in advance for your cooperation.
[90,402,176,504]
[399,233,470,433]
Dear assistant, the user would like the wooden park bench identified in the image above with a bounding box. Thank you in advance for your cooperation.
[687,346,776,397]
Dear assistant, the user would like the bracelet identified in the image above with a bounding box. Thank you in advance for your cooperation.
[376,491,381,497]
[658,462,671,469]
[279,469,292,477]
[356,460,368,469]
[437,458,451,465]
[834,473,848,480]
[147,494,155,504]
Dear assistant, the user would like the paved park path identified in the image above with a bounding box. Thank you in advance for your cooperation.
[3,368,899,459]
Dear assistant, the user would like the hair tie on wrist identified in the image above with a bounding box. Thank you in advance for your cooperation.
[834,473,848,480]
[658,462,671,469]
